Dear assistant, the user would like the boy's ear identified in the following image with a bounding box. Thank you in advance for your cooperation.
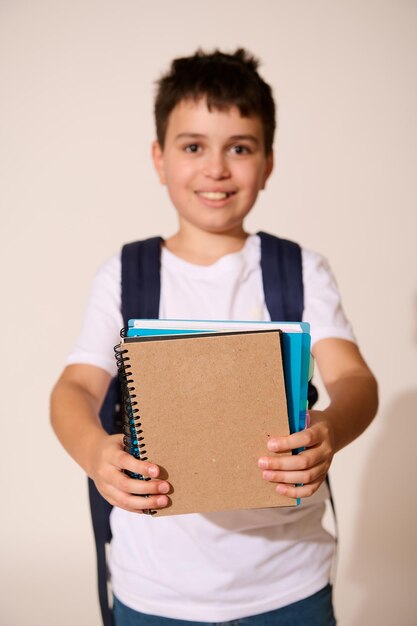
[152,141,166,185]
[261,151,274,190]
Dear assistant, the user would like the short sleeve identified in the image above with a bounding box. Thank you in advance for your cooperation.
[66,253,123,377]
[301,249,356,347]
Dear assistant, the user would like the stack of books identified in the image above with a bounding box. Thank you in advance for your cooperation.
[115,319,312,516]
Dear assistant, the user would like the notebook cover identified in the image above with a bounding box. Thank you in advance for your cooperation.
[122,330,296,516]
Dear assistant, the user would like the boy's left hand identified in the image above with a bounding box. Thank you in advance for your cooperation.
[258,410,336,498]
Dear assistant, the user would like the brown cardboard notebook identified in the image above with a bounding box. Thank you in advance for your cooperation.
[121,330,296,515]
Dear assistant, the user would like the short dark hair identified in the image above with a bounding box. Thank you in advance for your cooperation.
[154,48,276,154]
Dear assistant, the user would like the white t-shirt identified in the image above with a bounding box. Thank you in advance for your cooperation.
[67,234,355,621]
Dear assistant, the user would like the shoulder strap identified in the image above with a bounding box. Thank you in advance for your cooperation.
[121,236,163,323]
[257,231,304,321]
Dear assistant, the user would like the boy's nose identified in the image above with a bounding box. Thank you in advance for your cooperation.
[204,152,230,179]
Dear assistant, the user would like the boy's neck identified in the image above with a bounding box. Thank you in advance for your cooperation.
[164,223,250,266]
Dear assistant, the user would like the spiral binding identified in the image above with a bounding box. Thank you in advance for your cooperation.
[114,332,156,515]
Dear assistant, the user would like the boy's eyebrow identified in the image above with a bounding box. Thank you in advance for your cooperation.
[229,134,260,145]
[175,132,260,145]
[175,133,206,140]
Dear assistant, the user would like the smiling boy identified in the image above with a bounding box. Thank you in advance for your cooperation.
[152,98,272,254]
[51,49,378,625]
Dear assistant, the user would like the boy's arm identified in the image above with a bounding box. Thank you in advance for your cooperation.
[258,338,378,499]
[50,364,170,512]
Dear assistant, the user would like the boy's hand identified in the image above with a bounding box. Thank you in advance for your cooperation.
[90,433,170,513]
[258,410,336,499]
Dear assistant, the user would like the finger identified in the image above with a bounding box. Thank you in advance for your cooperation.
[102,482,170,512]
[112,449,161,479]
[261,464,328,486]
[274,478,324,499]
[258,448,323,472]
[267,427,318,453]
[119,492,170,513]
[116,474,170,496]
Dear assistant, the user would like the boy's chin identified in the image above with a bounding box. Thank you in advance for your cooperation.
[177,211,252,237]
[189,220,248,236]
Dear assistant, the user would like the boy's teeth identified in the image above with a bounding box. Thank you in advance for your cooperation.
[200,192,229,200]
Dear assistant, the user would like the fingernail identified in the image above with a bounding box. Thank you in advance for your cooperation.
[148,466,158,477]
[268,440,279,451]
[258,458,268,469]
[263,470,274,480]
[276,485,287,495]
[158,483,169,494]
[157,496,168,506]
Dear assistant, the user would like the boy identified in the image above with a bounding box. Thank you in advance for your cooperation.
[51,49,378,625]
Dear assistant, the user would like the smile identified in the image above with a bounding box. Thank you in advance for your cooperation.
[197,191,235,200]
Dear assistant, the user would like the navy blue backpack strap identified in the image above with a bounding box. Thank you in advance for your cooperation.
[258,231,303,322]
[90,236,163,626]
[121,237,163,322]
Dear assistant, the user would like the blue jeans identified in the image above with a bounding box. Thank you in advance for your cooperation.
[113,585,336,626]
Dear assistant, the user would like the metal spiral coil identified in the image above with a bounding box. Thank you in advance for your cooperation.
[114,340,155,514]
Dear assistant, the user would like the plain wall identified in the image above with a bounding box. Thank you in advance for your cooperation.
[1,1,416,624]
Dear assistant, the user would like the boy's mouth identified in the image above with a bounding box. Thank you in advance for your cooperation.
[197,191,235,200]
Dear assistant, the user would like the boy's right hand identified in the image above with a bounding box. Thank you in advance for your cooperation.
[90,433,170,513]
[50,365,170,513]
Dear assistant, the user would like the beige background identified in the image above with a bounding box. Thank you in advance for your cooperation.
[1,1,416,624]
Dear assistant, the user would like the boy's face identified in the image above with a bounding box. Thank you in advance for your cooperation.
[152,98,273,236]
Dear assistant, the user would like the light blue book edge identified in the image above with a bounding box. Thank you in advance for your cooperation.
[128,318,310,333]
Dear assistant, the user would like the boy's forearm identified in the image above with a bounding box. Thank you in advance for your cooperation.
[311,338,379,453]
[50,379,109,477]
[317,370,378,453]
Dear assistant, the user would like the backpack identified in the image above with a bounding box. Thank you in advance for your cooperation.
[88,231,319,626]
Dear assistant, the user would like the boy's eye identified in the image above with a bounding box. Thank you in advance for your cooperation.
[230,144,251,155]
[184,143,201,153]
